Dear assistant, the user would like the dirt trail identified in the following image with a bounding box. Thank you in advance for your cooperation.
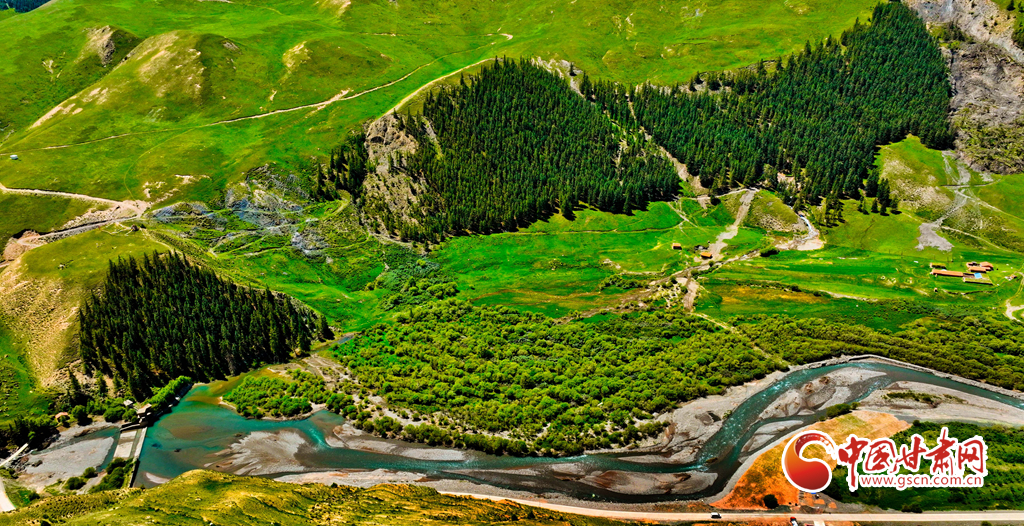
[2,35,514,157]
[1,183,149,256]
[0,182,134,209]
[916,152,970,251]
[708,188,755,258]
[385,57,497,115]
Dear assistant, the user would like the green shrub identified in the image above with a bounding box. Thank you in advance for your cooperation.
[102,407,122,423]
[64,477,86,491]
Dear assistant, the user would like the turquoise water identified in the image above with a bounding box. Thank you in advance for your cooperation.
[137,361,1024,502]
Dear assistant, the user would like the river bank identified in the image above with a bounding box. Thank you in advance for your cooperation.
[131,356,1024,505]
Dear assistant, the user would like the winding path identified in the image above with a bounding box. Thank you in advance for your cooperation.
[708,188,756,259]
[0,182,127,208]
[0,183,149,251]
[1,34,514,157]
[916,152,971,252]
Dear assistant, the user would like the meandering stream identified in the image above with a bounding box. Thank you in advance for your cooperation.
[135,361,1024,502]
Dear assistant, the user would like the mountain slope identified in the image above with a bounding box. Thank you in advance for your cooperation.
[0,0,879,205]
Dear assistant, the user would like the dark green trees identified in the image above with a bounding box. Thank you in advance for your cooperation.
[0,0,49,12]
[623,2,952,204]
[395,59,678,241]
[314,133,371,202]
[79,253,323,398]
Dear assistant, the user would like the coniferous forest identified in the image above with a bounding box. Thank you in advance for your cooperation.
[609,2,952,202]
[78,253,329,398]
[395,59,679,240]
[370,2,950,240]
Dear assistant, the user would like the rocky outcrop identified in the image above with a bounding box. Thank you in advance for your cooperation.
[79,25,139,67]
[907,0,1024,174]
[360,113,431,240]
[950,43,1024,173]
[907,0,1023,63]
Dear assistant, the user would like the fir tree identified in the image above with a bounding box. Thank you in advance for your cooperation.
[79,253,320,395]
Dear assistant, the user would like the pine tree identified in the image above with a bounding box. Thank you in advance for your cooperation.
[871,198,879,214]
[318,315,334,341]
[79,253,317,395]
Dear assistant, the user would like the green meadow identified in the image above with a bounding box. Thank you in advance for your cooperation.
[434,200,745,317]
[701,137,1024,324]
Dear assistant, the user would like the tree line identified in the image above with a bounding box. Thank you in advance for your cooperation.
[375,58,679,241]
[0,0,49,12]
[78,253,333,399]
[588,2,952,207]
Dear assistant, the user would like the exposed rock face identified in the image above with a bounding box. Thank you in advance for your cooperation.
[949,43,1024,173]
[907,0,1023,63]
[951,44,1024,126]
[81,26,119,66]
[907,0,1024,174]
[361,113,430,239]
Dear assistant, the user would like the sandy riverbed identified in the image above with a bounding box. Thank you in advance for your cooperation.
[206,429,309,476]
[326,423,468,461]
[859,380,1024,425]
[19,424,119,491]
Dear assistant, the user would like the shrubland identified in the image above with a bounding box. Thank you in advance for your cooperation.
[211,297,1024,457]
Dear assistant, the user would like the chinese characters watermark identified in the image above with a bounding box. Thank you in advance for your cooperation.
[782,427,987,493]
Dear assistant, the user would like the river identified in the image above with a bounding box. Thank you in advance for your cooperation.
[135,361,1024,502]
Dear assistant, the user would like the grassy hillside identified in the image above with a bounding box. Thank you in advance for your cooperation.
[0,227,168,422]
[0,0,878,203]
[0,193,102,243]
[0,470,626,526]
